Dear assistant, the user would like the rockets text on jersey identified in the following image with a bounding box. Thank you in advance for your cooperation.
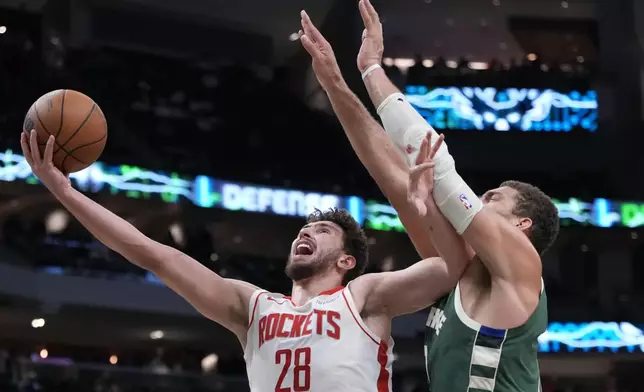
[257,306,340,348]
[244,285,394,392]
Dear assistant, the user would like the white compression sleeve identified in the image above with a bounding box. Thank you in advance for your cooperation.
[432,169,483,234]
[377,92,444,166]
[377,92,454,176]
[377,91,483,233]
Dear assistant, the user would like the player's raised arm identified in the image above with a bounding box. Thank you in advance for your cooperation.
[299,10,437,259]
[358,1,409,114]
[355,0,555,326]
[401,129,554,326]
[352,134,473,317]
[20,130,255,340]
[357,0,435,169]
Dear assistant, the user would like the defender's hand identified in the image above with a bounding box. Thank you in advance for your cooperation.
[357,0,384,73]
[407,132,445,216]
[299,10,345,91]
[21,129,71,195]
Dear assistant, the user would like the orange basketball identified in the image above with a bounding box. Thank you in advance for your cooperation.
[23,89,108,173]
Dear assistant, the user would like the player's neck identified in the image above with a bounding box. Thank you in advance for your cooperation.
[290,274,343,306]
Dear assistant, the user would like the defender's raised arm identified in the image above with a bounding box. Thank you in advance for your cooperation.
[356,0,558,327]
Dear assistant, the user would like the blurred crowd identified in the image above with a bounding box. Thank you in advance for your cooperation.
[0,347,632,392]
[0,345,434,392]
[0,347,243,392]
[3,206,644,323]
[0,210,294,294]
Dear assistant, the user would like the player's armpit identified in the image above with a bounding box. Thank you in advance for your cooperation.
[355,202,471,318]
[144,244,256,338]
[463,209,542,323]
[355,257,462,318]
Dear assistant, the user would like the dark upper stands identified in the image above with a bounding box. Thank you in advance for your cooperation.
[0,32,598,199]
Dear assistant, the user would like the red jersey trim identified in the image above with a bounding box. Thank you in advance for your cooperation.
[282,286,344,304]
[248,291,268,327]
[341,289,380,345]
[319,286,344,296]
[377,341,391,392]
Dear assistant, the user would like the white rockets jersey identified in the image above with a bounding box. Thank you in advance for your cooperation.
[244,285,394,392]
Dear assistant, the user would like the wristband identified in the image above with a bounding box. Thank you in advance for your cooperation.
[361,63,382,80]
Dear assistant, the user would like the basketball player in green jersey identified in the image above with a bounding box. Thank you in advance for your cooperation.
[298,2,559,391]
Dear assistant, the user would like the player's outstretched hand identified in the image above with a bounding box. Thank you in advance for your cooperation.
[357,0,384,73]
[407,132,445,216]
[299,10,345,91]
[21,129,71,194]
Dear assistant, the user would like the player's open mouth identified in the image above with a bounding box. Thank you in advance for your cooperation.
[295,241,314,255]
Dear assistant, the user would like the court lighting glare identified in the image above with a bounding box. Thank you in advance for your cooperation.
[150,330,164,340]
[31,318,46,328]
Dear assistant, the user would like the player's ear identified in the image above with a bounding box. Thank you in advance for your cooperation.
[516,216,533,232]
[338,255,356,272]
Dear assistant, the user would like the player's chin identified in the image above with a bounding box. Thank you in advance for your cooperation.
[288,253,315,265]
[285,258,318,281]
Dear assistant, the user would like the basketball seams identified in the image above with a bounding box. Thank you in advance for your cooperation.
[55,103,97,153]
[61,132,108,169]
[33,104,70,154]
[57,89,67,138]
[60,111,107,173]
[66,132,107,156]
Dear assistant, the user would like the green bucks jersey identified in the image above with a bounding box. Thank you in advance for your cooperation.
[424,282,547,392]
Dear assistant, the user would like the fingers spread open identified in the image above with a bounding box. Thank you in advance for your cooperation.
[20,132,35,168]
[29,130,42,166]
[301,10,328,47]
[300,34,318,56]
[44,135,55,165]
[430,133,445,159]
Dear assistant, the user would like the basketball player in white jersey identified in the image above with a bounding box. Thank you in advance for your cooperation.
[21,110,468,392]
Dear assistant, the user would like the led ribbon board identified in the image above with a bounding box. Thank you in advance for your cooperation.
[0,150,640,228]
[364,198,644,231]
[0,150,361,220]
[538,322,644,353]
[405,86,598,132]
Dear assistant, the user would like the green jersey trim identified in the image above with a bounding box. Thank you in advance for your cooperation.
[454,283,482,331]
[453,280,545,392]
[467,326,508,391]
[453,280,546,332]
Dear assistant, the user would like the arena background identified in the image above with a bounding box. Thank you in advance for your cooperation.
[0,0,644,391]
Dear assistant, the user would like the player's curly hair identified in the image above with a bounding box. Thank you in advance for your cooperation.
[306,208,369,284]
[501,180,560,255]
